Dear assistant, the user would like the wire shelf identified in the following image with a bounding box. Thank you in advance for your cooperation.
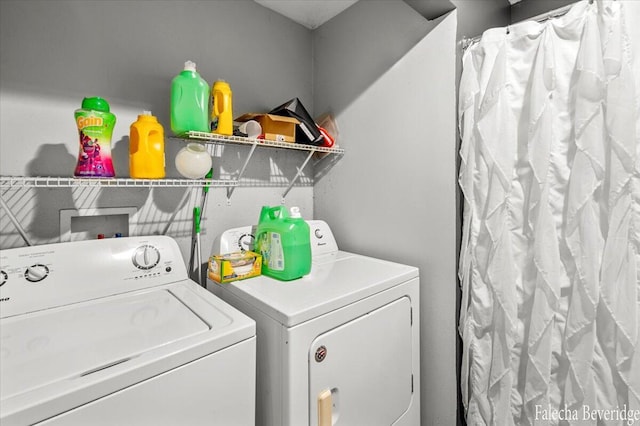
[174,131,345,155]
[0,176,236,189]
[2,133,342,194]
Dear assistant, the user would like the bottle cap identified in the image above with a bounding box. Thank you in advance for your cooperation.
[142,110,152,116]
[290,206,302,218]
[82,97,110,113]
[184,61,197,72]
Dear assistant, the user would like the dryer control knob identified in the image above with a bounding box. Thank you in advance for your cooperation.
[132,245,160,270]
[25,264,49,282]
[238,233,255,251]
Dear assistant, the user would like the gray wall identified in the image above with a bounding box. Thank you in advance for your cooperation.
[313,2,458,424]
[313,1,510,425]
[453,0,510,41]
[511,0,576,23]
[0,0,315,259]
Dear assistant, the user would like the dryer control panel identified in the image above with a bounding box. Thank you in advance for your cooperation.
[215,220,339,257]
[0,236,188,318]
[307,220,339,257]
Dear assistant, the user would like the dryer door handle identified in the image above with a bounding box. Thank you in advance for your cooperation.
[318,389,332,426]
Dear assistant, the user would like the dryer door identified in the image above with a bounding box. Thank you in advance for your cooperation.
[308,296,414,426]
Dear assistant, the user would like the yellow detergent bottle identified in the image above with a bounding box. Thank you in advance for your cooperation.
[129,111,165,179]
[211,80,233,136]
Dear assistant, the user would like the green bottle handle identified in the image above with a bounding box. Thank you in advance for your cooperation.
[259,205,288,223]
[267,206,287,220]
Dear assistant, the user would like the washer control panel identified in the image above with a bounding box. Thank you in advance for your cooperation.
[0,236,188,318]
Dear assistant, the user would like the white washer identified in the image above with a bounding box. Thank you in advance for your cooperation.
[209,220,420,426]
[0,236,256,426]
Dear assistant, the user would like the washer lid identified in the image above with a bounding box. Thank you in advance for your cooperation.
[219,251,419,327]
[1,281,255,425]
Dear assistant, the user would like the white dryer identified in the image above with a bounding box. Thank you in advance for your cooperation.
[209,220,420,426]
[0,236,256,426]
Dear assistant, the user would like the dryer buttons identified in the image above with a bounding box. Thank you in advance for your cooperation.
[315,345,327,363]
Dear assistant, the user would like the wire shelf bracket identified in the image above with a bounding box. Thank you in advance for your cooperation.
[174,131,344,203]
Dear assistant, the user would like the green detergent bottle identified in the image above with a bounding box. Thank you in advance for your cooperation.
[255,206,311,281]
[170,61,210,135]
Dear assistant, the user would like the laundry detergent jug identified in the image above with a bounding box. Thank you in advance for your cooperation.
[170,61,210,135]
[74,97,116,178]
[211,80,233,136]
[255,206,311,281]
[129,111,165,179]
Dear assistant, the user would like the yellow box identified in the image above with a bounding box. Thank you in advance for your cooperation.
[208,251,262,283]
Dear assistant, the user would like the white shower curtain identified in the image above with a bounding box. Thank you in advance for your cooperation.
[458,1,640,424]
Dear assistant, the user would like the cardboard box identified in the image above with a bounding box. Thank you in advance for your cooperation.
[208,251,262,283]
[269,98,324,145]
[235,113,299,143]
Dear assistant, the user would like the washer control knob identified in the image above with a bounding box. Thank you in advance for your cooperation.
[132,245,160,270]
[25,264,49,283]
[0,270,7,286]
[314,228,324,239]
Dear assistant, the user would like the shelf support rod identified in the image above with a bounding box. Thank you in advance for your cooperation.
[0,195,33,246]
[281,150,315,202]
[227,141,258,201]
